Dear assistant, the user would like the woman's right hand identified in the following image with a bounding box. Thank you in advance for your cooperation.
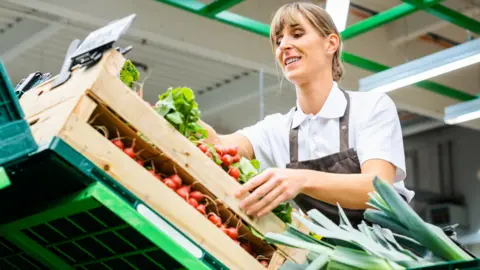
[197,119,255,160]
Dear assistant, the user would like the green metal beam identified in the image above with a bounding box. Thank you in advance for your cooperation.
[155,0,269,36]
[342,0,446,40]
[199,0,244,17]
[154,0,473,102]
[402,0,480,35]
[425,5,480,35]
[342,4,418,40]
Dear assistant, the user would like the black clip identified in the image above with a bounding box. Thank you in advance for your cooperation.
[15,71,52,98]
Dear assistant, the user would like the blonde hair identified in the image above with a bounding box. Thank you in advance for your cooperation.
[270,2,344,82]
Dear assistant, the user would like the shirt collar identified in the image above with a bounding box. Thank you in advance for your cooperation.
[291,82,347,129]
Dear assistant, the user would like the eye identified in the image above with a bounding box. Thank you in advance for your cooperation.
[275,36,283,46]
[293,31,304,38]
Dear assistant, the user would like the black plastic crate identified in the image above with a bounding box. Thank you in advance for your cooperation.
[0,61,38,166]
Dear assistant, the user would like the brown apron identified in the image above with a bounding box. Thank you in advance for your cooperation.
[286,89,366,226]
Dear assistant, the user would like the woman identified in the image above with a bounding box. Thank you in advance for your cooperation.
[200,2,414,225]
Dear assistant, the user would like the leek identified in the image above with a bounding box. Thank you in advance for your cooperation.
[372,177,473,261]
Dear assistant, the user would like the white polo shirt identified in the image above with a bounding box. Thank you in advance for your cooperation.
[236,82,415,202]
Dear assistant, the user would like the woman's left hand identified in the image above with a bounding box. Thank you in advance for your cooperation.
[235,168,306,218]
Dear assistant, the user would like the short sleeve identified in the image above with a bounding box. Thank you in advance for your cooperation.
[235,115,278,170]
[356,94,406,182]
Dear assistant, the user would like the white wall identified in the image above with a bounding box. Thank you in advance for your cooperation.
[403,124,480,245]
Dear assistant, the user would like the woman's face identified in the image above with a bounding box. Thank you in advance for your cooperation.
[274,13,338,85]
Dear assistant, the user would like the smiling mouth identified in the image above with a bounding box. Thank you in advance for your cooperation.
[285,57,301,66]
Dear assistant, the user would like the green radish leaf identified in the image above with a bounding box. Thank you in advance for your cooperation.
[273,202,293,224]
[249,226,265,240]
[250,159,261,170]
[166,111,183,125]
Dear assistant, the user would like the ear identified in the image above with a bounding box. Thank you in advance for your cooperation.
[325,33,340,55]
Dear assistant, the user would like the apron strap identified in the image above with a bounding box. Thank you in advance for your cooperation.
[288,89,351,163]
[339,89,350,152]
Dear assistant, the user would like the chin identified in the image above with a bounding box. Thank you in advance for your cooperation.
[284,70,307,85]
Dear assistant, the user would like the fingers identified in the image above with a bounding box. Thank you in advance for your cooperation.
[257,195,286,218]
[245,183,285,216]
[239,175,280,212]
[235,169,273,198]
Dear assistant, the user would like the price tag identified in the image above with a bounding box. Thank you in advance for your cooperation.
[71,14,136,60]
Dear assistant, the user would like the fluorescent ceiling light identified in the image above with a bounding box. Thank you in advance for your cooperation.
[359,38,480,93]
[444,97,480,125]
[326,0,350,32]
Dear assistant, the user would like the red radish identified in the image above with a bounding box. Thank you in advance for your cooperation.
[147,168,156,175]
[241,243,252,254]
[111,139,124,149]
[219,224,229,234]
[196,204,206,215]
[189,191,204,202]
[226,146,238,156]
[232,155,240,163]
[214,145,224,156]
[163,178,177,190]
[226,227,238,240]
[176,185,191,200]
[170,174,183,187]
[260,261,268,267]
[228,167,240,180]
[188,197,199,208]
[123,139,136,158]
[198,144,208,153]
[208,213,222,227]
[205,152,213,159]
[154,173,162,181]
[221,154,233,167]
[136,159,144,166]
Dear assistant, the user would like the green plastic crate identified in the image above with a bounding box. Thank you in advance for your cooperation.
[0,137,228,270]
[0,61,38,166]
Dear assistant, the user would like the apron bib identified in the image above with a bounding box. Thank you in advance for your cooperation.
[286,89,366,226]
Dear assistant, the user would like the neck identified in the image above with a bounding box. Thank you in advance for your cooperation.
[296,73,333,115]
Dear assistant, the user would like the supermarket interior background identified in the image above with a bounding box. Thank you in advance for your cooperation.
[1,0,480,268]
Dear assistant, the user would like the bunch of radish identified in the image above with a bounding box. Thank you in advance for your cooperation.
[93,126,270,267]
[197,143,241,181]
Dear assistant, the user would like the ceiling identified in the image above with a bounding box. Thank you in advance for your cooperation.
[0,0,479,135]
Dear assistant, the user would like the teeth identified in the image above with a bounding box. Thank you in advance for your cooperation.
[286,57,300,65]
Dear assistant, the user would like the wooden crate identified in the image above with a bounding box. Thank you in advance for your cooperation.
[20,49,307,269]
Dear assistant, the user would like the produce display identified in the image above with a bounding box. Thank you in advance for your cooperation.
[7,44,475,269]
[82,60,296,267]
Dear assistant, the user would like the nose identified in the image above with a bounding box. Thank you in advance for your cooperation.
[278,38,293,51]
